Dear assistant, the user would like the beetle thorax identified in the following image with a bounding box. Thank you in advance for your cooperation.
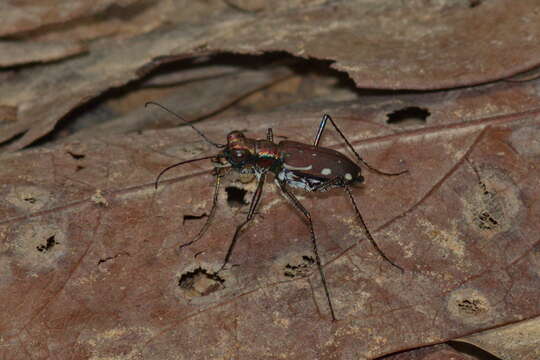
[222,131,280,174]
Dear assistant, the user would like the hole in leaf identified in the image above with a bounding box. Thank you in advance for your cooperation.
[178,267,224,296]
[284,255,315,278]
[457,298,487,315]
[225,186,248,207]
[36,235,58,252]
[468,0,482,8]
[474,181,503,231]
[477,211,499,230]
[67,151,85,160]
[386,106,430,126]
[97,252,130,265]
[183,213,208,224]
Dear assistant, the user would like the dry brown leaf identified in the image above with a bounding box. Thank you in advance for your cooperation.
[0,40,86,68]
[0,0,143,37]
[63,65,294,139]
[381,343,476,360]
[456,316,540,360]
[0,17,247,151]
[1,76,539,359]
[2,1,540,358]
[206,0,540,90]
[2,0,539,151]
[26,0,231,43]
[0,105,17,126]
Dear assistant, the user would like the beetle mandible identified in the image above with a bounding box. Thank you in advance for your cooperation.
[148,102,407,321]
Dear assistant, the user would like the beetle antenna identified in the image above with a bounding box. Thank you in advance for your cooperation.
[145,101,225,148]
[155,156,216,189]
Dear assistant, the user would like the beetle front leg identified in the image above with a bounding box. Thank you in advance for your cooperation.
[180,166,231,249]
[219,171,267,271]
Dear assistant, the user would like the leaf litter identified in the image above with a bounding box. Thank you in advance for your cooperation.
[1,0,540,359]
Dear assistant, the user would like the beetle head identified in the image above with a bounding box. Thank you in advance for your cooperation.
[218,131,256,172]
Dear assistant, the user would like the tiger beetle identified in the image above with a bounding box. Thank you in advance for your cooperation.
[148,102,407,321]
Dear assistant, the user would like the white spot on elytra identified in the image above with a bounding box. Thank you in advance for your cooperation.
[321,168,332,176]
[345,173,353,180]
[283,163,313,171]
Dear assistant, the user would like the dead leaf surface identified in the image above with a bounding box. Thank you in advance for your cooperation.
[2,0,539,150]
[0,17,248,150]
[64,65,294,139]
[456,316,540,360]
[0,40,86,68]
[0,0,143,37]
[1,76,539,358]
[381,343,476,360]
[207,0,540,90]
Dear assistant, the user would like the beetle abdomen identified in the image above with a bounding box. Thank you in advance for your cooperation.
[277,168,326,191]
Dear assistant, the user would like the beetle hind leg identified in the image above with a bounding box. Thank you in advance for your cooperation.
[344,185,404,273]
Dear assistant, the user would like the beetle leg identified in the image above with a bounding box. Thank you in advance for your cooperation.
[315,114,407,176]
[344,185,404,273]
[311,176,343,192]
[313,114,329,147]
[275,179,337,321]
[219,171,267,271]
[180,167,231,249]
[267,128,274,142]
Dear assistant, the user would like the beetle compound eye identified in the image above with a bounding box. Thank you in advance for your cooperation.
[226,149,249,165]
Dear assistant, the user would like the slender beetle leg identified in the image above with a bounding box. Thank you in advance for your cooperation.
[219,171,268,271]
[314,114,407,176]
[179,166,231,249]
[344,185,404,273]
[314,178,404,271]
[311,176,343,192]
[276,180,337,321]
[267,128,274,142]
